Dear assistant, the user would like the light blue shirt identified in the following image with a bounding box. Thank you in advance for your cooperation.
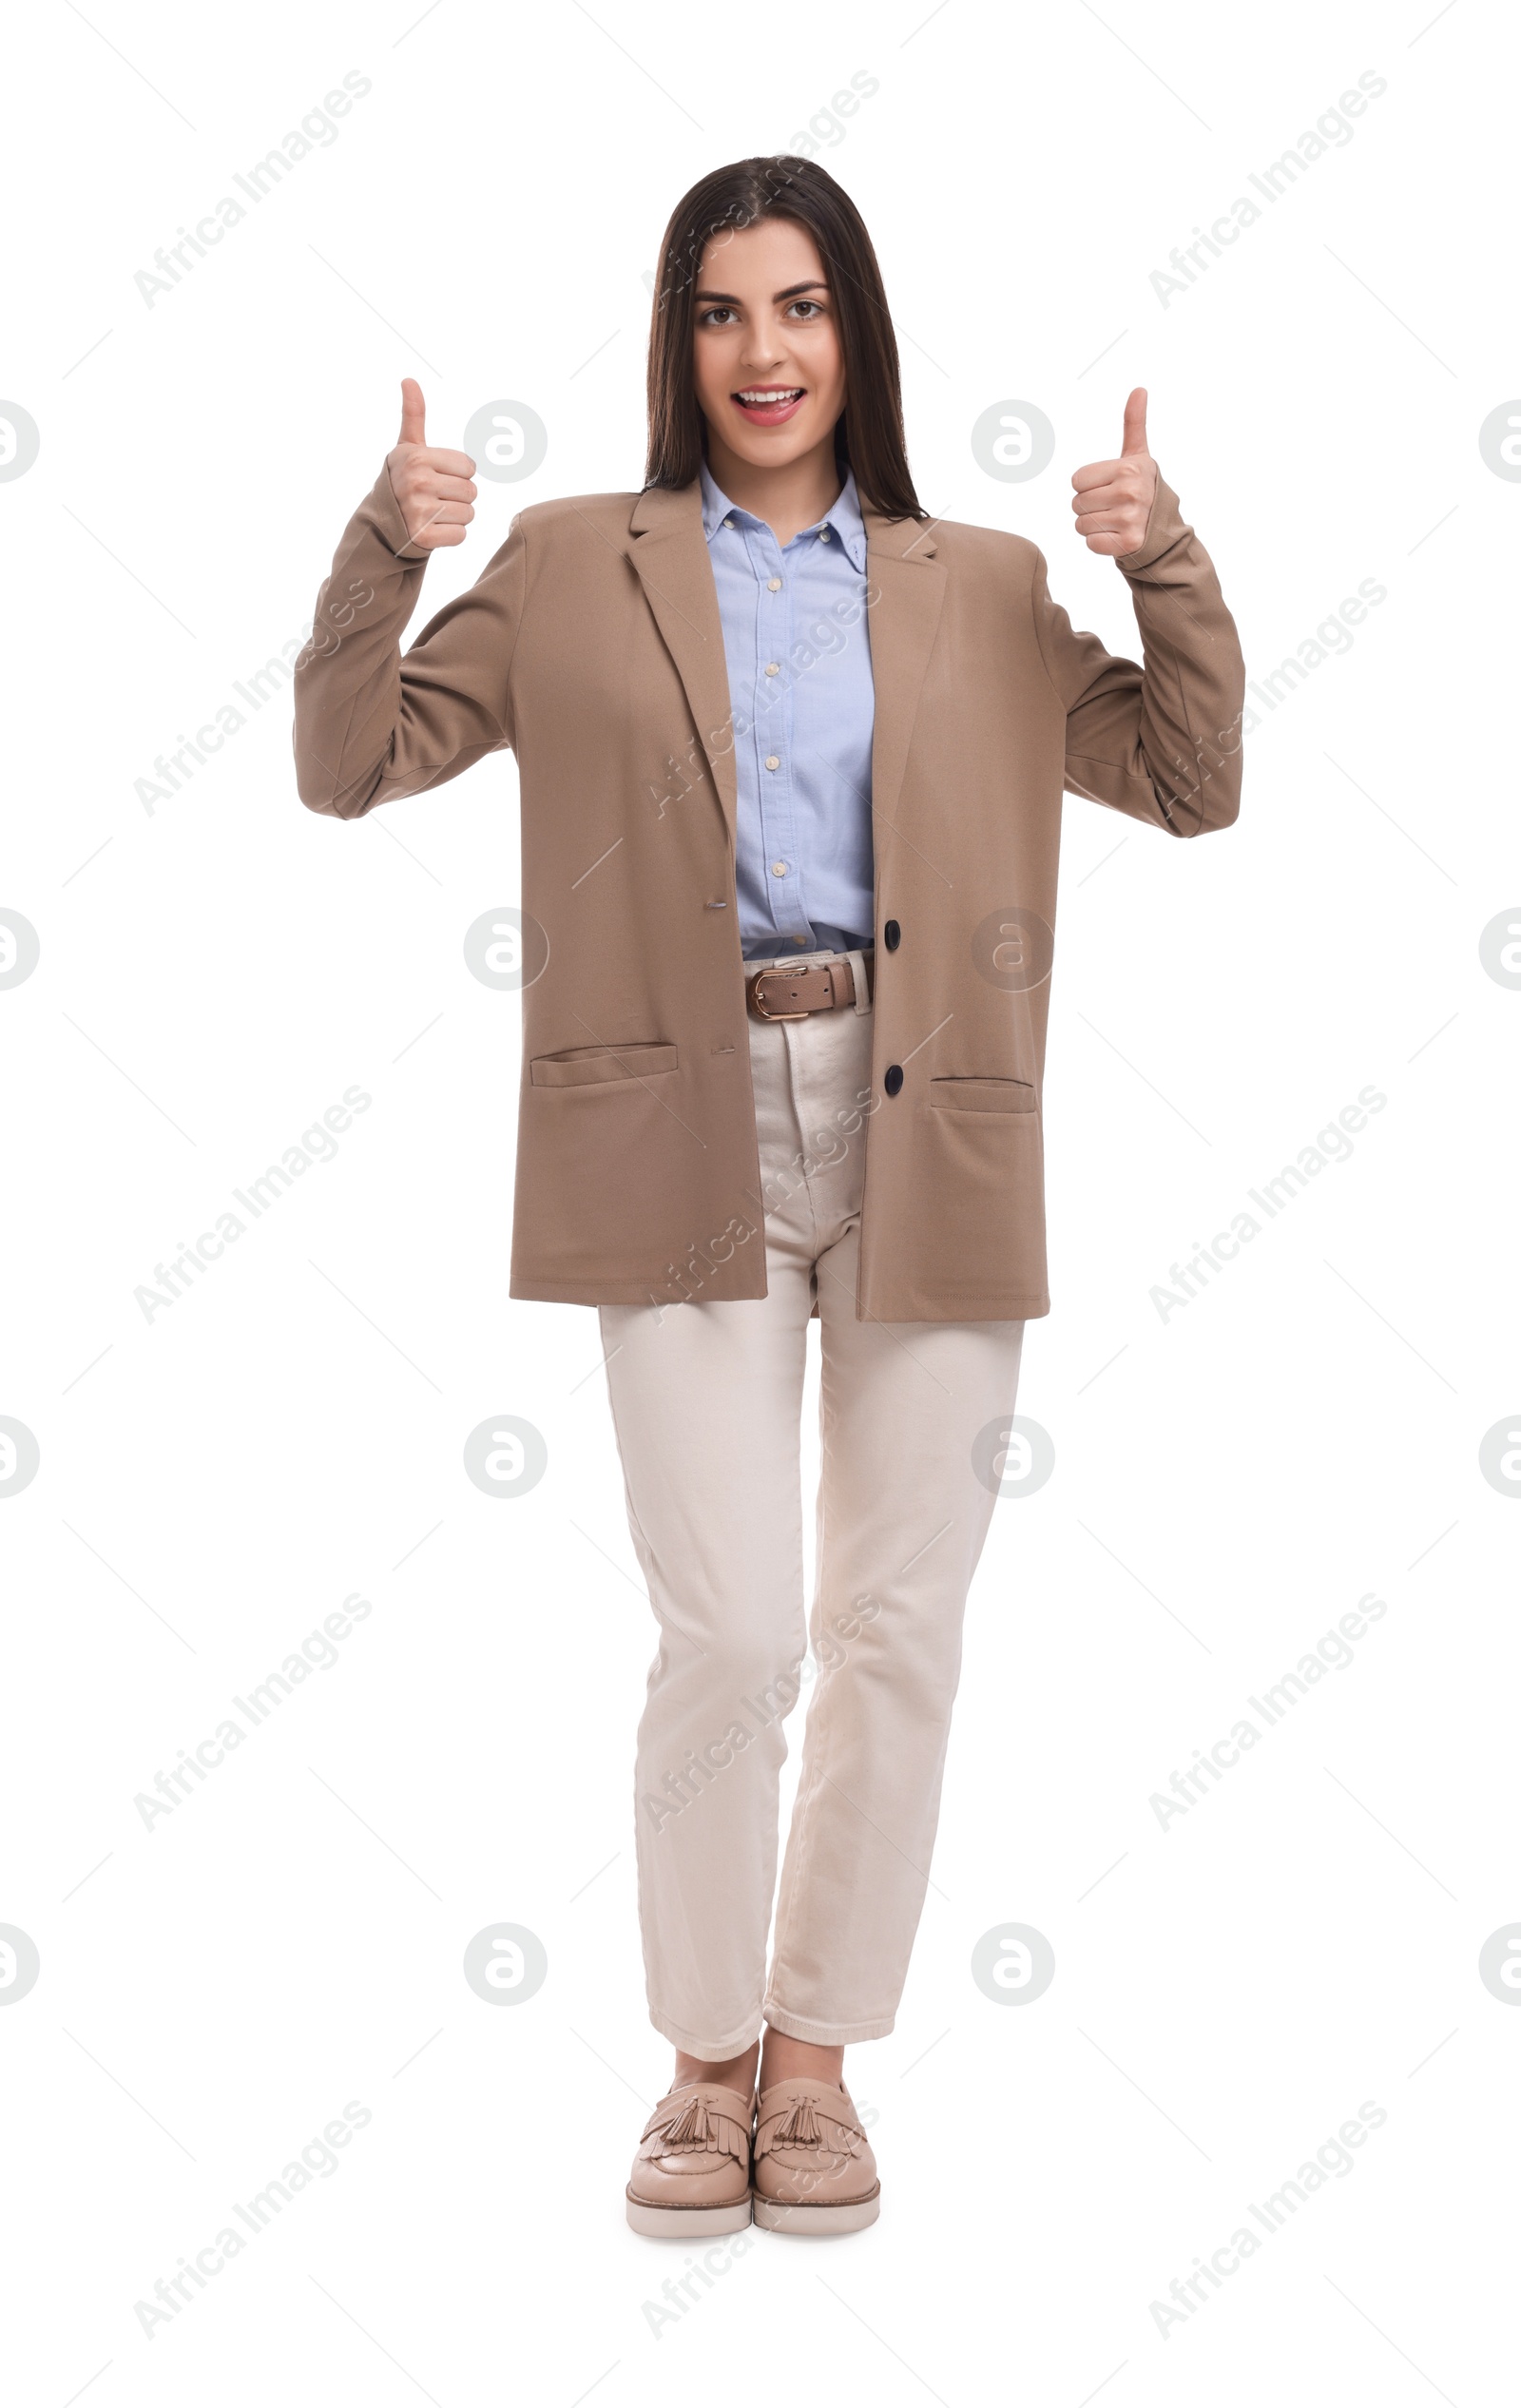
[699,459,876,961]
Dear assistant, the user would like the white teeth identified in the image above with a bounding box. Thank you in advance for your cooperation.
[737,388,802,403]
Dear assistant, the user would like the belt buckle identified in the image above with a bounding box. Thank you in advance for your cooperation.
[752,964,812,1022]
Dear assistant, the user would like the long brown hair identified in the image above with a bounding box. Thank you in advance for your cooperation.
[645,156,926,523]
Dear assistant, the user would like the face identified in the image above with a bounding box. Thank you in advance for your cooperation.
[691,216,846,471]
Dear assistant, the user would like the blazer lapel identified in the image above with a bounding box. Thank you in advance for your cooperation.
[626,483,738,842]
[862,510,945,849]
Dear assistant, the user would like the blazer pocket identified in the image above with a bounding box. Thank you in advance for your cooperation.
[929,1074,1036,1114]
[530,1041,679,1089]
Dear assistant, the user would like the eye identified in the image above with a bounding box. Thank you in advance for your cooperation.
[698,305,738,327]
[787,299,824,319]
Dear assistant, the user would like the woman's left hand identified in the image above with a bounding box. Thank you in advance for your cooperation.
[1070,387,1160,558]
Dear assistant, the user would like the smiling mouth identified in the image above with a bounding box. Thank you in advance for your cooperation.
[733,386,806,420]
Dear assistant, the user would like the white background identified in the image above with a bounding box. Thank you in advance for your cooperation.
[3,1,1517,2400]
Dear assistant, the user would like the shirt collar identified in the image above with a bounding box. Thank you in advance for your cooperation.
[699,459,869,571]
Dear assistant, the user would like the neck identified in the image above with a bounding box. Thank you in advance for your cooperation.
[703,429,843,548]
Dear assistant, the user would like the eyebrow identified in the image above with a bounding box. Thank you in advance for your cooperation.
[693,279,830,304]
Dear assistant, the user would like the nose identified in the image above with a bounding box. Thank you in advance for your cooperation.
[741,314,790,375]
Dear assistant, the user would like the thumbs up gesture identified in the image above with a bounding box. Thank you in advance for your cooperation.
[385,377,478,551]
[1070,387,1160,558]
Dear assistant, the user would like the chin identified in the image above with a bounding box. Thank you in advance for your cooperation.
[728,419,821,467]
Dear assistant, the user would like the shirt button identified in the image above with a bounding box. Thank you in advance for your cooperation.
[764,663,780,676]
[818,529,832,542]
[771,860,788,877]
[723,517,736,530]
[764,754,780,770]
[884,1065,904,1097]
[767,577,781,591]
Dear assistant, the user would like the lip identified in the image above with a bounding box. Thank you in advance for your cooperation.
[731,387,806,427]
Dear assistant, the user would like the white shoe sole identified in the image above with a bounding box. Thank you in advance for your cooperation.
[752,2187,880,2235]
[626,2192,752,2237]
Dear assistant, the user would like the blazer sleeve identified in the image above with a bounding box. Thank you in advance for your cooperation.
[293,462,529,820]
[1030,473,1244,837]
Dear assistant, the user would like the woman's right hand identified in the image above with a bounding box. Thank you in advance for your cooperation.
[386,377,477,550]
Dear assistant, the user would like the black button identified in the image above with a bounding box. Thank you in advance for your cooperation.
[883,918,901,951]
[884,1064,904,1097]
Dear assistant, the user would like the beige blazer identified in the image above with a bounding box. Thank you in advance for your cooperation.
[293,460,1243,1320]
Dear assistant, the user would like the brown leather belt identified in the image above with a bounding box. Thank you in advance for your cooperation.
[745,949,876,1022]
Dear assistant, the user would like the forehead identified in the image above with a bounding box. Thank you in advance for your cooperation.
[695,215,828,295]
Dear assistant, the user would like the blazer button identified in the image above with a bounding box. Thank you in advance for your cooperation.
[883,918,901,951]
[884,1064,904,1097]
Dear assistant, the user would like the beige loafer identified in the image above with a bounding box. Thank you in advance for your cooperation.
[626,2082,755,2237]
[752,2078,880,2234]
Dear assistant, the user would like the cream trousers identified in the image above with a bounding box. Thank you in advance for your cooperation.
[599,948,1025,2057]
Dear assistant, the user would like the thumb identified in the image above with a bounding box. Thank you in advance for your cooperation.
[1121,386,1149,456]
[398,377,427,449]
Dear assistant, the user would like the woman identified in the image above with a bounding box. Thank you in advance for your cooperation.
[294,155,1244,2238]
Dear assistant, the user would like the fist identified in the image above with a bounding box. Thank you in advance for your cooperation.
[386,378,477,551]
[1070,388,1159,558]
